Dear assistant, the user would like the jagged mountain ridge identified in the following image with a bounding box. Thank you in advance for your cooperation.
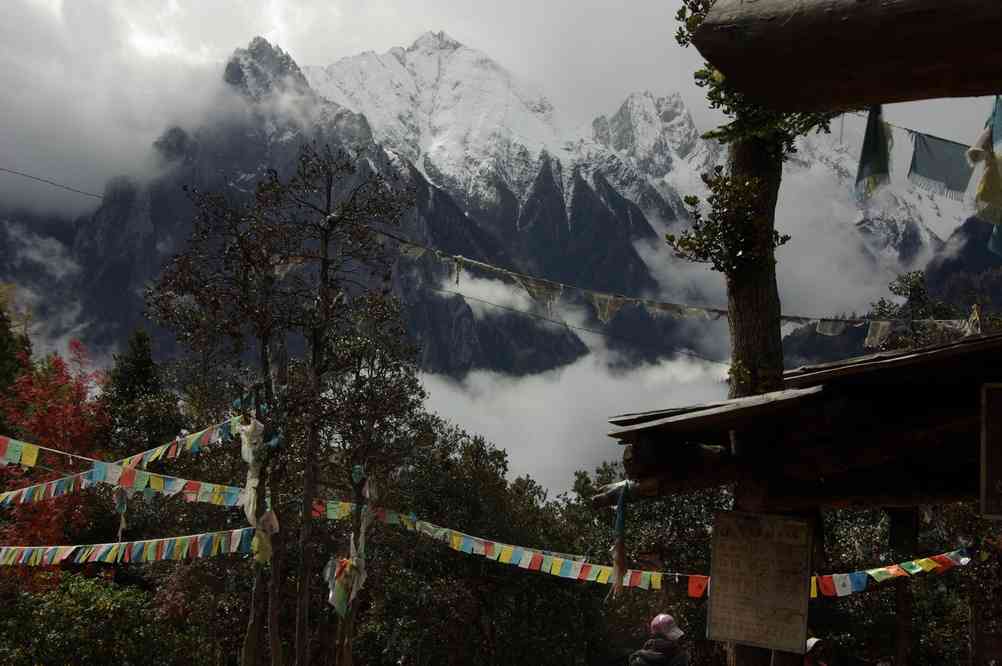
[1,33,983,373]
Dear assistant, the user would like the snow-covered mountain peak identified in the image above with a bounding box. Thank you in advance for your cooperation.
[224,37,312,101]
[407,30,463,53]
[303,32,572,204]
[592,91,701,179]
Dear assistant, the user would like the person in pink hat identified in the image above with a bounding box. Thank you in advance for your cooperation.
[628,613,690,666]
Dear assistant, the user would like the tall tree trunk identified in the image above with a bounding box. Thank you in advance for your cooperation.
[295,424,320,666]
[725,136,785,399]
[269,465,286,666]
[725,136,787,666]
[297,183,334,665]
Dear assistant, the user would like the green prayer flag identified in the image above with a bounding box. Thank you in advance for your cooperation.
[866,567,895,582]
[856,105,892,198]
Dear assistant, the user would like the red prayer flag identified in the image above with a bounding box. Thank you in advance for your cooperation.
[629,570,643,588]
[529,553,544,571]
[930,554,955,573]
[0,436,9,457]
[578,564,592,581]
[484,542,495,558]
[688,575,709,598]
[119,467,136,488]
[156,540,166,561]
[819,575,836,596]
[885,565,908,578]
[167,441,179,458]
[183,480,200,493]
[311,500,325,518]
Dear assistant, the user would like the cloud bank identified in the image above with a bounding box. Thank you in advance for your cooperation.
[423,350,728,494]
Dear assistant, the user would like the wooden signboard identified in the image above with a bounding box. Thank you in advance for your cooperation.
[707,511,812,654]
[982,384,1002,519]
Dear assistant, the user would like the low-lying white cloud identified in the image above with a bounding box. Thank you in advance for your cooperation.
[423,351,728,493]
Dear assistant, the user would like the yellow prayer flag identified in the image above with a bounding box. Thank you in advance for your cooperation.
[596,566,612,584]
[20,444,39,467]
[811,576,817,598]
[915,558,939,572]
[651,573,662,590]
[499,545,514,564]
[450,531,463,551]
[550,557,565,575]
[149,475,165,491]
[107,544,120,562]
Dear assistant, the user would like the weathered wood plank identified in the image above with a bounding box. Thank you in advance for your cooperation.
[784,332,1002,389]
[607,385,823,440]
[692,0,1002,111]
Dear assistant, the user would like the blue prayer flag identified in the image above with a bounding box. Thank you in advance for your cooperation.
[849,572,868,592]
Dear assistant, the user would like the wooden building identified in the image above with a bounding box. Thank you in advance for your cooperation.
[595,332,1002,512]
[593,332,1002,663]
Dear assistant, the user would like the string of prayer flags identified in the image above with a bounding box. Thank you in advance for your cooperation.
[110,416,239,473]
[907,132,973,201]
[0,462,245,509]
[387,233,945,333]
[321,499,988,598]
[856,105,893,198]
[0,527,255,567]
[0,436,43,469]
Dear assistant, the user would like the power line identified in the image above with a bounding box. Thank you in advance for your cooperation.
[427,285,730,367]
[0,167,104,200]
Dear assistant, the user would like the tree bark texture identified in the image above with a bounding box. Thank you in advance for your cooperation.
[295,425,319,666]
[269,465,286,666]
[721,134,787,666]
[693,0,1002,111]
[726,136,785,399]
[297,183,334,666]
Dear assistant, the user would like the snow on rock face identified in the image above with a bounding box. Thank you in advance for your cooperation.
[225,37,313,101]
[307,30,951,276]
[592,91,701,178]
[303,33,708,223]
[304,31,572,208]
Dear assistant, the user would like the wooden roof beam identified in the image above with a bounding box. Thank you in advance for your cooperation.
[692,0,1002,111]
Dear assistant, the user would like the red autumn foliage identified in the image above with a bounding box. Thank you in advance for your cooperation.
[0,340,109,550]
